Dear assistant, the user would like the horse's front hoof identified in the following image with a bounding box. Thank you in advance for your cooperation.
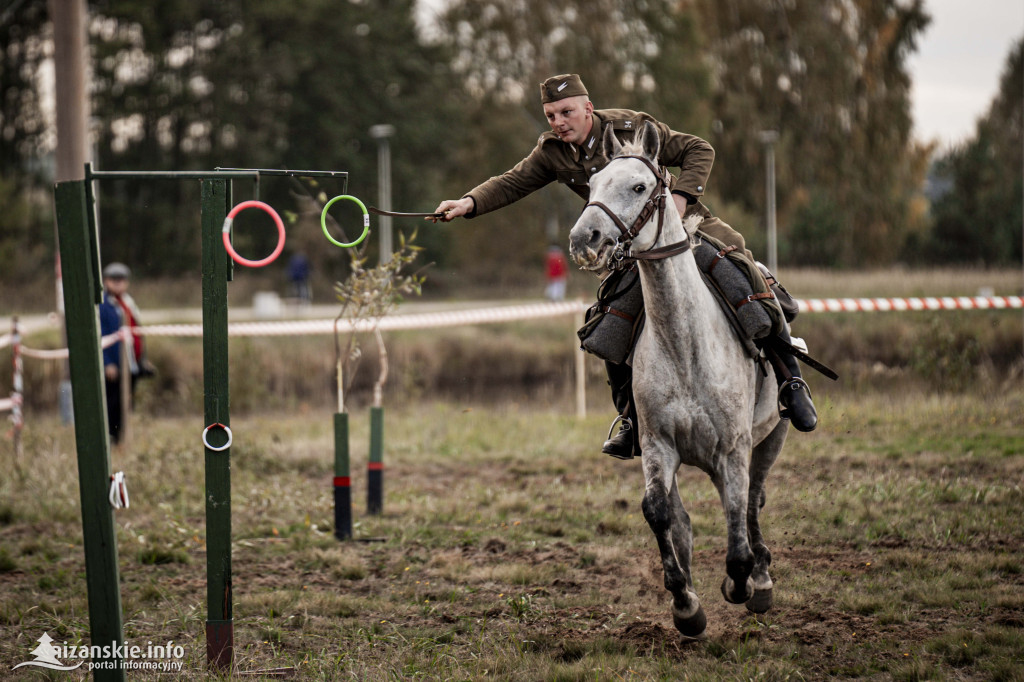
[720,576,754,604]
[745,588,773,614]
[672,603,707,639]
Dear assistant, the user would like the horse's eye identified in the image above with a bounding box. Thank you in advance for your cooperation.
[633,184,646,194]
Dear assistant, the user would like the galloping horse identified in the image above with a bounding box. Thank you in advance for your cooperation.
[568,122,789,639]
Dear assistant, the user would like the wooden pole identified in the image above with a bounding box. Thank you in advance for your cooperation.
[118,329,131,448]
[575,301,586,419]
[201,178,234,672]
[54,180,126,682]
[367,406,384,515]
[11,317,23,462]
[334,413,352,540]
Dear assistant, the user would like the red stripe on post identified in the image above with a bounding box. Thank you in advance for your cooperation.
[368,462,384,471]
[333,476,350,487]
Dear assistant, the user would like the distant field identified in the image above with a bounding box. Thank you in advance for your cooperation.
[2,266,1022,317]
[1,390,1022,680]
[117,266,1024,312]
[780,266,1023,299]
[7,262,1024,415]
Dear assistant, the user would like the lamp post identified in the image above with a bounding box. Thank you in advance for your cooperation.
[50,0,90,425]
[759,130,779,274]
[369,124,396,263]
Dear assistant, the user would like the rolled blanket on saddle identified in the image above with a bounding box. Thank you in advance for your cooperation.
[577,265,645,365]
[691,231,785,341]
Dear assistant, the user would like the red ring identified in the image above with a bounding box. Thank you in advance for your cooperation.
[222,200,286,268]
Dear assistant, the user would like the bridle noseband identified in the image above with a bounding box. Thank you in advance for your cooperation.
[584,154,691,269]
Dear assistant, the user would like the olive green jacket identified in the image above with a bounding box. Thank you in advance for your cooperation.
[463,108,714,217]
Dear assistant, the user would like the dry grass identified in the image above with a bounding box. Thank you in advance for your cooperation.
[1,267,1023,679]
[0,389,1022,680]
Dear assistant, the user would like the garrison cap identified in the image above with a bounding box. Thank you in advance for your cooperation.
[103,262,131,279]
[539,74,589,104]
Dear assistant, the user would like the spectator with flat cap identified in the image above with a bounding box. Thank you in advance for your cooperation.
[99,262,154,445]
[433,74,817,459]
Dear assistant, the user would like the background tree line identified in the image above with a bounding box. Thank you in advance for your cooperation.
[0,0,1021,304]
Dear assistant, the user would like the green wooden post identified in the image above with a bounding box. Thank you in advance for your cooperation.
[368,406,384,515]
[201,178,234,671]
[333,413,352,540]
[54,180,126,682]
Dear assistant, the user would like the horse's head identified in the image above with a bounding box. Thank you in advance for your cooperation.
[569,121,673,271]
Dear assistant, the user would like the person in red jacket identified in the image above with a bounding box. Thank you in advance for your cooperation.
[545,244,568,301]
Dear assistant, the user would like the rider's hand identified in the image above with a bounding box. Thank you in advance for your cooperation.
[431,197,474,222]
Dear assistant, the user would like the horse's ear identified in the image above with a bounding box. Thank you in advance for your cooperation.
[603,123,623,158]
[638,121,660,161]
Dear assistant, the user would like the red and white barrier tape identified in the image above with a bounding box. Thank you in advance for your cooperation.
[136,296,1024,338]
[798,296,1023,313]
[139,301,586,337]
[3,297,1023,350]
[7,328,127,359]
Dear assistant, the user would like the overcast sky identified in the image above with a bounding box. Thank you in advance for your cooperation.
[907,0,1023,149]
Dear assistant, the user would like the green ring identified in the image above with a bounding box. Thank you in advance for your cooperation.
[321,195,370,248]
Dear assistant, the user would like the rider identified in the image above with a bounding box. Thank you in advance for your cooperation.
[433,74,817,458]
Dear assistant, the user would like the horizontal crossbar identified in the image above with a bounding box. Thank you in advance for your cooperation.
[84,166,349,181]
[214,167,349,179]
[85,168,259,181]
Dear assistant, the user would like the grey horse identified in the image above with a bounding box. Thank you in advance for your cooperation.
[568,121,789,639]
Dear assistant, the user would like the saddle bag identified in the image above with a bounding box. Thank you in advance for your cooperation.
[692,231,784,341]
[577,265,645,364]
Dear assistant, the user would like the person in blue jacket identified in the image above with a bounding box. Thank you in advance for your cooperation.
[99,262,152,444]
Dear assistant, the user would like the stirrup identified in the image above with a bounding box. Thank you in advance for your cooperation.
[602,414,636,460]
[777,376,812,405]
[606,413,633,440]
[777,377,817,432]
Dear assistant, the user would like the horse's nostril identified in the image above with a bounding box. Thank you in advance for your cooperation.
[590,229,602,245]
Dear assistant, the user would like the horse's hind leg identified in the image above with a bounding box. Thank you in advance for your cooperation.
[641,451,706,638]
[745,420,788,614]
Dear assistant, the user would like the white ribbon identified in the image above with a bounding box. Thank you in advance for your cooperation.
[108,471,130,509]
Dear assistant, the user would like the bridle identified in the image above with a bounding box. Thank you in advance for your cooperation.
[583,154,692,270]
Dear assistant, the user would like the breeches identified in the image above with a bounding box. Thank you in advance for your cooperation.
[606,360,633,415]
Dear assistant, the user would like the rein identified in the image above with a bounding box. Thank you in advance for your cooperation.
[584,154,691,269]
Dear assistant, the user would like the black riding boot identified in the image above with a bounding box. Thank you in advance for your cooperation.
[757,261,799,322]
[757,263,818,431]
[765,331,817,432]
[601,361,641,459]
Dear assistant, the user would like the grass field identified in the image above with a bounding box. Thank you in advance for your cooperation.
[1,387,1022,680]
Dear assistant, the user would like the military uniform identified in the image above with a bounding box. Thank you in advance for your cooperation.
[461,108,752,257]
[450,74,817,456]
